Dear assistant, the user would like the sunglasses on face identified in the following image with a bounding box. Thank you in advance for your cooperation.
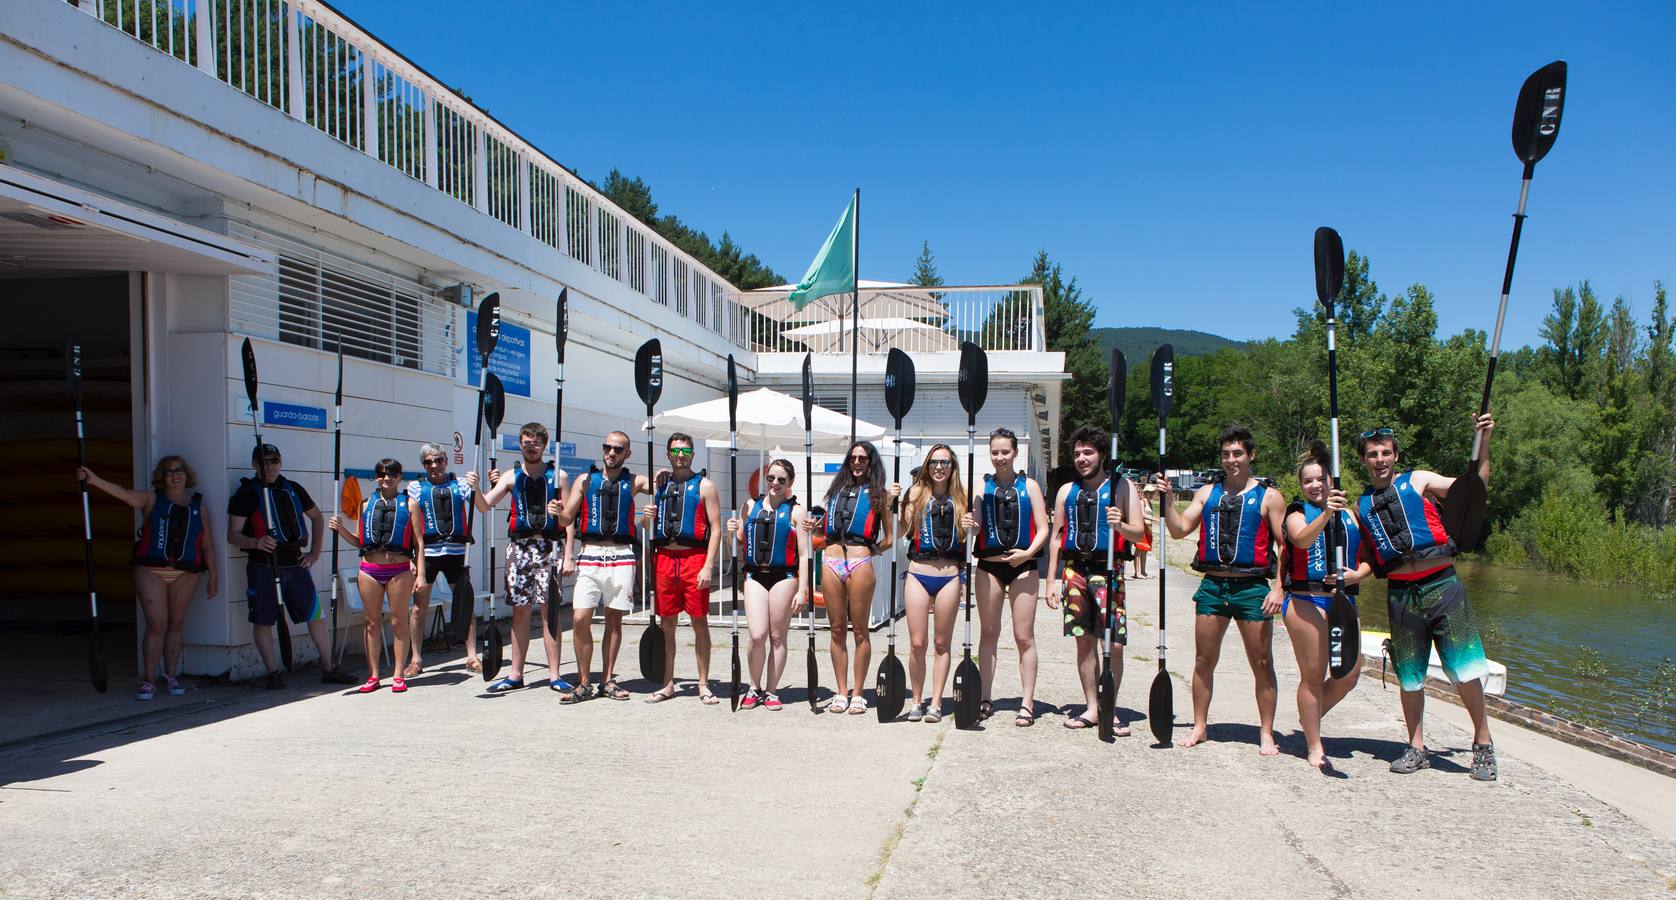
[1360,428,1395,440]
[927,459,952,469]
[162,466,186,475]
[848,454,869,463]
[375,470,397,479]
[422,458,446,467]
[669,447,694,458]
[603,443,627,454]
[764,474,790,485]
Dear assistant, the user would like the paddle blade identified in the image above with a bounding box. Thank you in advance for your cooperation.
[806,638,819,711]
[957,342,989,421]
[634,339,664,412]
[1441,468,1488,552]
[333,340,344,406]
[483,373,506,433]
[953,656,981,728]
[800,353,814,431]
[341,474,364,519]
[476,292,501,362]
[885,348,917,425]
[88,627,107,693]
[1512,60,1567,166]
[555,289,569,363]
[726,355,739,432]
[276,616,294,673]
[1098,667,1115,742]
[1150,344,1176,420]
[730,638,742,712]
[450,575,474,645]
[639,621,665,683]
[66,337,84,403]
[1148,668,1173,745]
[240,338,259,413]
[1328,592,1361,680]
[876,655,906,722]
[1107,349,1126,428]
[485,624,504,681]
[1314,227,1345,309]
[545,578,560,635]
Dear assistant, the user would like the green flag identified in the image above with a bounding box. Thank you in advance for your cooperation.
[785,194,856,312]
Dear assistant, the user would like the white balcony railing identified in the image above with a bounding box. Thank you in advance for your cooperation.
[70,0,746,346]
[739,283,1045,356]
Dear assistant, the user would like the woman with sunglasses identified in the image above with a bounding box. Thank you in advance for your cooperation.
[77,456,219,700]
[408,442,481,674]
[897,444,975,723]
[813,440,892,714]
[329,458,424,693]
[972,428,1050,725]
[725,459,810,710]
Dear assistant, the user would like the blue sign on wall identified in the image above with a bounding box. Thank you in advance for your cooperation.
[263,401,327,430]
[466,312,532,397]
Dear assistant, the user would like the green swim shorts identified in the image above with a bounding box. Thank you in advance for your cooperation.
[1192,576,1271,621]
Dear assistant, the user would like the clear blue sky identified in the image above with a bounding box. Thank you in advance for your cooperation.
[339,1,1672,348]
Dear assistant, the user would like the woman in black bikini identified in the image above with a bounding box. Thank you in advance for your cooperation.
[815,441,891,715]
[972,428,1050,726]
[897,444,974,723]
[725,459,810,711]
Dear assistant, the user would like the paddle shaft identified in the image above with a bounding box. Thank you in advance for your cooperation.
[1471,173,1533,462]
[963,422,976,653]
[1156,424,1167,671]
[72,381,102,680]
[330,357,343,667]
[729,417,739,669]
[889,425,902,648]
[849,188,860,446]
[246,379,293,672]
[1105,435,1119,657]
[549,346,565,637]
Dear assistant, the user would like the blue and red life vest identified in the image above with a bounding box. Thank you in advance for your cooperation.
[654,470,709,549]
[976,474,1036,557]
[132,491,207,571]
[1282,499,1363,594]
[1355,472,1456,576]
[825,483,882,546]
[359,491,416,558]
[508,464,562,540]
[577,465,636,544]
[1061,476,1130,560]
[909,493,963,562]
[743,494,799,571]
[411,475,471,550]
[1193,479,1276,578]
[241,476,309,548]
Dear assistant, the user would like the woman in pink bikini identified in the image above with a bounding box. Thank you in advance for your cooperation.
[77,456,219,701]
[329,459,423,693]
[815,441,892,714]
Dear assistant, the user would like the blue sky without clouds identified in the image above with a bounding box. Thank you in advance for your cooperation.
[337,1,1673,348]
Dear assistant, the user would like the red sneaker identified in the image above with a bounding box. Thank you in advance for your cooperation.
[357,676,380,694]
[763,693,783,711]
[391,677,408,693]
[740,690,760,710]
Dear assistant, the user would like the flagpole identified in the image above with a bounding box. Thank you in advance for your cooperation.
[850,187,860,446]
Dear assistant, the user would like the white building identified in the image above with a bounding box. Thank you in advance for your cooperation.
[0,0,1065,681]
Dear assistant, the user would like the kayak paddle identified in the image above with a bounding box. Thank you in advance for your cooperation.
[875,348,914,722]
[1098,348,1126,742]
[1147,344,1175,746]
[548,289,569,640]
[68,337,108,693]
[329,340,345,668]
[635,339,667,685]
[801,353,821,712]
[470,293,501,675]
[241,338,292,673]
[953,341,988,729]
[1442,60,1568,551]
[1315,227,1361,679]
[481,372,507,681]
[727,354,742,711]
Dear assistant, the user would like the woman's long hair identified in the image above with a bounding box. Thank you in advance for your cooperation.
[825,440,886,507]
[902,443,968,541]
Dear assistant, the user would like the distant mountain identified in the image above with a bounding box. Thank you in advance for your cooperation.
[1090,327,1247,360]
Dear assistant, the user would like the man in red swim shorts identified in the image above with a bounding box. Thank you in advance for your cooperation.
[642,433,722,704]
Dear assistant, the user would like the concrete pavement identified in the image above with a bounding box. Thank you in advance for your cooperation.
[2,564,1673,898]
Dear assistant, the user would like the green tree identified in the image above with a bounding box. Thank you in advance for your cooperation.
[1540,281,1606,400]
[910,241,944,287]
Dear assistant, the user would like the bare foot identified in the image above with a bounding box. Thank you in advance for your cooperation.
[465,658,482,673]
[1307,751,1328,771]
[1258,734,1281,756]
[1176,724,1208,747]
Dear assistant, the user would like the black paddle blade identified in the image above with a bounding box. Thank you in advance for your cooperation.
[276,618,294,673]
[730,637,742,712]
[476,292,501,362]
[1150,344,1175,420]
[800,353,814,431]
[885,348,917,425]
[806,639,819,712]
[1442,469,1489,552]
[1328,592,1361,680]
[450,575,474,644]
[545,577,560,636]
[1107,349,1126,427]
[66,337,84,402]
[89,627,108,693]
[485,623,504,681]
[953,656,981,728]
[240,338,259,413]
[1314,227,1346,310]
[1512,60,1567,166]
[876,654,906,722]
[555,289,569,363]
[634,339,664,412]
[726,354,738,431]
[333,340,344,405]
[1097,666,1116,742]
[639,621,665,684]
[483,373,506,433]
[1148,668,1173,745]
[957,342,989,421]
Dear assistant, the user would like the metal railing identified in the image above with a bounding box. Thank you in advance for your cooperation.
[739,284,1045,355]
[70,0,746,346]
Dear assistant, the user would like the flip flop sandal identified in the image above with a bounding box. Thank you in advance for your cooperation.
[1015,709,1036,727]
[601,680,631,701]
[699,691,721,706]
[643,688,677,704]
[1063,715,1097,730]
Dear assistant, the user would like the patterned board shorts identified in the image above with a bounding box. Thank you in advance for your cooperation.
[1386,572,1489,692]
[1062,562,1125,644]
[504,537,558,608]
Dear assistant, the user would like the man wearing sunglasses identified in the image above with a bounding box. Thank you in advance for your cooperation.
[640,433,723,704]
[557,431,649,701]
[226,443,358,688]
[1353,416,1499,781]
[481,423,575,695]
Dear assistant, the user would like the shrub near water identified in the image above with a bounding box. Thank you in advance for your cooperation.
[1492,483,1676,593]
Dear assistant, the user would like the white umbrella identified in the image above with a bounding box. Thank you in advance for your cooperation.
[657,388,885,452]
[781,317,958,353]
[741,280,950,324]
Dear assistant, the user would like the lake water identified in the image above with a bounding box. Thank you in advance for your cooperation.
[1356,560,1676,754]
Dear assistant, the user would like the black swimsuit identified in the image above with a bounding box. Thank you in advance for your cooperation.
[977,557,1036,588]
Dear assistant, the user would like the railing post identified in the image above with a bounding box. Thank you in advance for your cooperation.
[422,91,438,189]
[517,155,531,234]
[194,0,215,77]
[1033,287,1046,351]
[472,124,488,213]
[362,52,379,158]
[285,4,304,120]
[587,197,599,272]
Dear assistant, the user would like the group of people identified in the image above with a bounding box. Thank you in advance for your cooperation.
[77,405,1501,780]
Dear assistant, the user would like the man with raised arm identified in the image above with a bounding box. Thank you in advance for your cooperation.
[481,423,575,696]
